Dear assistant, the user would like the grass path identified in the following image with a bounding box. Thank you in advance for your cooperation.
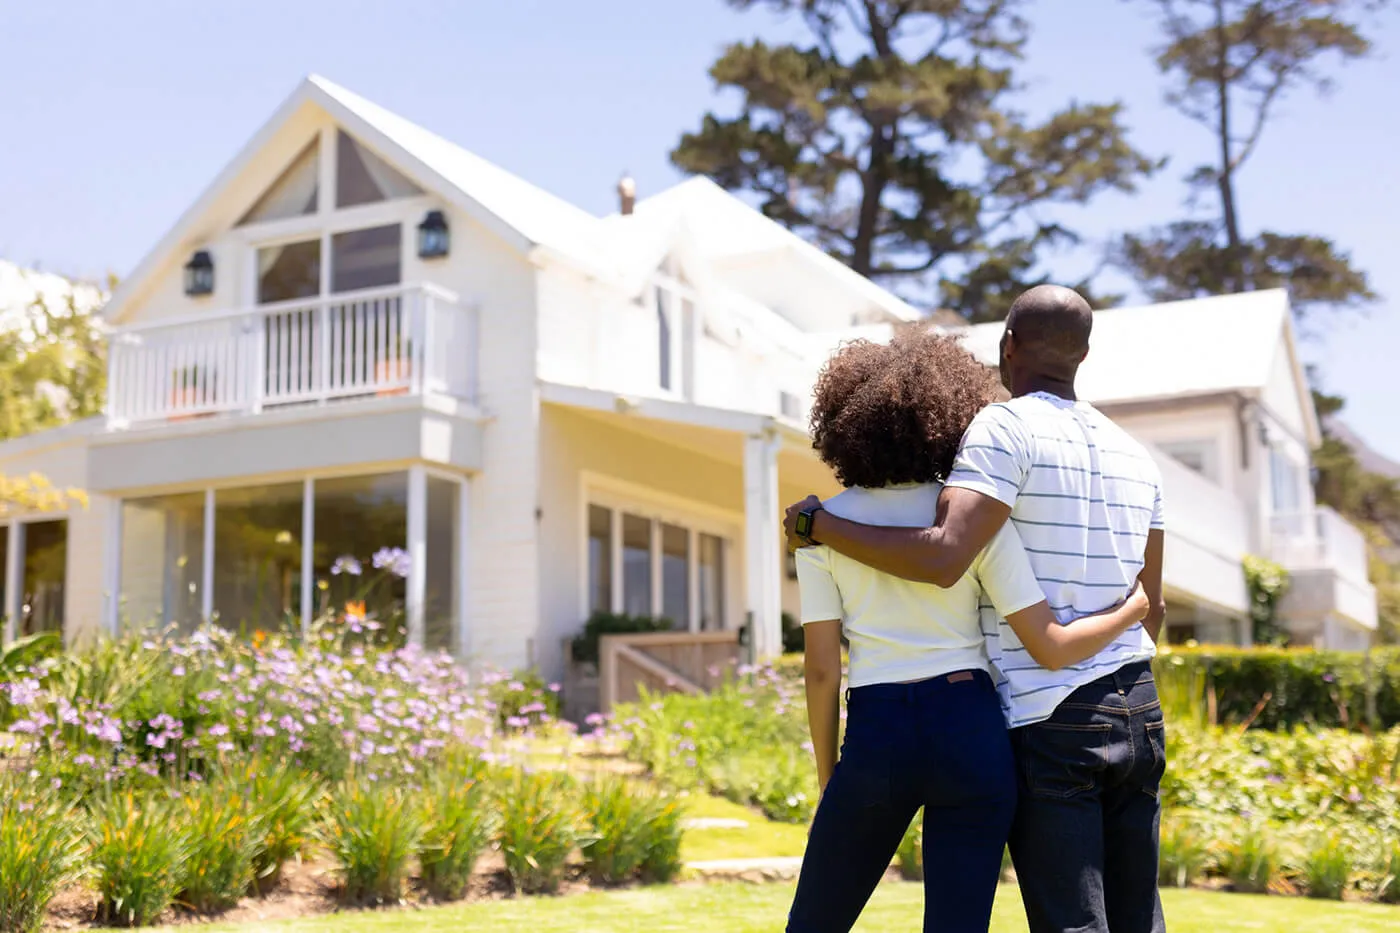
[117,882,1399,933]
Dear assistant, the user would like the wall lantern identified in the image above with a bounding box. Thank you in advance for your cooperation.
[417,210,450,259]
[183,250,215,297]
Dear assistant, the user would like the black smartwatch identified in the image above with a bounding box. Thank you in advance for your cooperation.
[793,505,824,545]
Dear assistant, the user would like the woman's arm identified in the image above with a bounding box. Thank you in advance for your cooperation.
[803,620,843,793]
[1004,585,1150,671]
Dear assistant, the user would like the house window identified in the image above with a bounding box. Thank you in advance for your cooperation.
[335,131,421,209]
[20,520,66,637]
[587,502,729,629]
[656,288,673,391]
[1270,447,1303,515]
[238,139,320,226]
[698,533,726,631]
[331,224,401,293]
[651,265,695,396]
[621,513,652,616]
[587,505,612,614]
[120,493,206,631]
[257,239,321,304]
[1159,439,1216,481]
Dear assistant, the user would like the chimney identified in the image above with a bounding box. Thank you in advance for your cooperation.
[618,173,636,216]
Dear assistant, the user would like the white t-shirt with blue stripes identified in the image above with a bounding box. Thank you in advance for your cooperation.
[945,392,1164,728]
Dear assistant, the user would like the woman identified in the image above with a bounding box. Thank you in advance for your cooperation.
[787,331,1150,933]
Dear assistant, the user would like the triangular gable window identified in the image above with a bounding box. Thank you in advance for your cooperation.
[237,139,320,226]
[336,130,421,208]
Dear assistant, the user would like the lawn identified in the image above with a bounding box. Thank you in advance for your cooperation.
[679,793,809,861]
[111,883,1398,933]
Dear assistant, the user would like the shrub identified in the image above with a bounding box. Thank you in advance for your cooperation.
[0,781,85,933]
[237,758,323,893]
[1376,839,1400,904]
[895,811,923,882]
[1158,813,1211,888]
[570,611,674,665]
[1218,823,1279,894]
[497,769,582,894]
[708,750,816,824]
[418,755,497,901]
[580,778,684,885]
[639,795,684,884]
[178,780,259,913]
[1152,646,1400,731]
[486,669,562,733]
[321,780,424,906]
[89,791,190,927]
[1301,833,1352,900]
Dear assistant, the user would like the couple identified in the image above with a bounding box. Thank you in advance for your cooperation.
[784,285,1168,933]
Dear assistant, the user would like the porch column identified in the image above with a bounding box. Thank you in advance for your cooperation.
[455,475,472,661]
[743,429,783,660]
[300,477,315,639]
[102,499,123,636]
[406,466,428,648]
[4,522,22,643]
[201,489,215,623]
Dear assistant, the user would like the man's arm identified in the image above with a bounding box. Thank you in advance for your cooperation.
[1138,528,1167,642]
[783,486,1012,588]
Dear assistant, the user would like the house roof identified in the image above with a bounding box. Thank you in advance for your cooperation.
[946,289,1321,444]
[626,177,922,324]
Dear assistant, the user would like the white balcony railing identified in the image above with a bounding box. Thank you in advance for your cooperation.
[106,284,475,427]
[1270,506,1371,584]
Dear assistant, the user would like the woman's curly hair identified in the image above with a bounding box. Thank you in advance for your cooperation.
[809,329,1000,489]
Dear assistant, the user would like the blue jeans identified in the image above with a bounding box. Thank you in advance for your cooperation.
[1008,661,1167,933]
[787,670,1017,933]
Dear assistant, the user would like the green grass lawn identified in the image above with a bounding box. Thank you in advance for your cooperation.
[679,793,809,861]
[117,882,1398,933]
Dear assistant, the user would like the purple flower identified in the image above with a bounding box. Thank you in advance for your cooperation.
[331,555,364,577]
[371,547,411,578]
[585,712,606,727]
[8,720,38,735]
[1322,673,1336,683]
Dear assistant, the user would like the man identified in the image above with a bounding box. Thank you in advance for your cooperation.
[784,285,1168,933]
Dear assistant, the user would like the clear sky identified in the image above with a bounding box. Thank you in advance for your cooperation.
[2,0,1397,458]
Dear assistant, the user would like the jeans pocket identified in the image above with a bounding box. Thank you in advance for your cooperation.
[1019,721,1112,800]
[1142,717,1167,798]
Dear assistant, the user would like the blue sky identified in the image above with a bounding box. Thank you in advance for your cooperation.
[2,1,1396,458]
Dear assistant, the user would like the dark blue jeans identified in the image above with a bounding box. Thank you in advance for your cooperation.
[787,670,1017,933]
[1008,660,1167,933]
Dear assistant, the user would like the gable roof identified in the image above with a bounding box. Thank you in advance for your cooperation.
[627,177,921,324]
[948,289,1321,444]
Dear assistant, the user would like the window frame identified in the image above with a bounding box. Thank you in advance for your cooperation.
[649,268,697,398]
[580,476,739,633]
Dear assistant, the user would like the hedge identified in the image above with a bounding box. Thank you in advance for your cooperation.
[1152,646,1400,732]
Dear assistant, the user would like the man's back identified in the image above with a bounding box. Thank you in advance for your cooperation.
[946,391,1163,727]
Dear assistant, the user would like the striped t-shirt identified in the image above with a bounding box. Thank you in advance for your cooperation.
[945,391,1164,728]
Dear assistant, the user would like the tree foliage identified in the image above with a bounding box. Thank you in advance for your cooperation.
[673,0,1157,320]
[1119,0,1386,319]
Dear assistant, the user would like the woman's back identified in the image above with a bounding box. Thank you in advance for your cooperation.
[798,482,1042,688]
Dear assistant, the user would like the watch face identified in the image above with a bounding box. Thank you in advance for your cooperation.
[794,511,813,538]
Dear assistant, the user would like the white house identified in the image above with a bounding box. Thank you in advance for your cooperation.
[0,76,1377,679]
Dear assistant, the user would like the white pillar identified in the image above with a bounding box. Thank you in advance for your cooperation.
[201,489,215,623]
[455,475,472,661]
[743,430,783,660]
[406,466,428,648]
[102,499,123,636]
[4,522,23,643]
[300,477,315,638]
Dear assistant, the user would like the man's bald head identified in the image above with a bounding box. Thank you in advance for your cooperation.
[1003,285,1093,382]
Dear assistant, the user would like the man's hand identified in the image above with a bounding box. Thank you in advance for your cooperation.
[784,495,823,552]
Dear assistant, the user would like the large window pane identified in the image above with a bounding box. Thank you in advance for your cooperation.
[424,476,457,654]
[656,287,673,391]
[331,225,401,294]
[213,484,303,634]
[239,138,319,225]
[336,131,421,208]
[21,520,66,637]
[314,473,407,641]
[661,524,688,628]
[622,513,652,617]
[257,239,321,305]
[120,493,204,631]
[588,505,612,614]
[698,533,725,631]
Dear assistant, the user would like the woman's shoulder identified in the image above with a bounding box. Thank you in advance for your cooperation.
[826,482,943,527]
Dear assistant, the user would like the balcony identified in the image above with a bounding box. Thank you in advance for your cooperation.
[1270,507,1378,633]
[106,283,475,428]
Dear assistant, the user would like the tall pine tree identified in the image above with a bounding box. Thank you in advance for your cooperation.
[1118,0,1386,319]
[672,0,1157,321]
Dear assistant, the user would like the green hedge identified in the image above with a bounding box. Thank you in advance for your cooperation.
[1153,646,1400,731]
